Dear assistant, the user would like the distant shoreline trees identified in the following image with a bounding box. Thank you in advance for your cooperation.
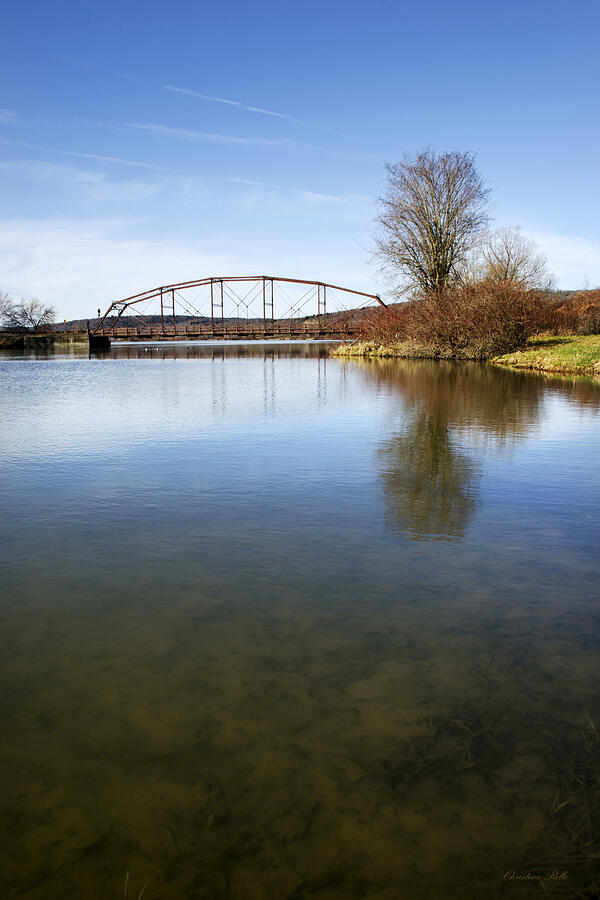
[0,293,57,331]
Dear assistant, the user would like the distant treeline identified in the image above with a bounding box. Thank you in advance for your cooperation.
[45,306,375,331]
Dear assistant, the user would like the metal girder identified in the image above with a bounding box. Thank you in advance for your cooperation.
[92,275,386,335]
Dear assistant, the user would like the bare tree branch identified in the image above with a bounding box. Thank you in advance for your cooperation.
[375,148,490,294]
[479,226,554,290]
[0,289,13,324]
[4,297,57,330]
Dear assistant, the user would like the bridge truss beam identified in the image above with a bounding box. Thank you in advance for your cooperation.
[92,275,385,338]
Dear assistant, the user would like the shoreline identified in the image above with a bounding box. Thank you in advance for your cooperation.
[332,335,600,376]
[0,332,90,349]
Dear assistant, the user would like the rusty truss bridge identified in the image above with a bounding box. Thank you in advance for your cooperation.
[91,275,385,343]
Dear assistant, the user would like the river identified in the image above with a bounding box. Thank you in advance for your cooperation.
[0,341,599,898]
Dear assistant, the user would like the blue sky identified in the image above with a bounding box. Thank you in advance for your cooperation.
[1,0,599,319]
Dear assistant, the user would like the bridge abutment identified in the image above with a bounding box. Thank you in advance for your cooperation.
[88,334,111,351]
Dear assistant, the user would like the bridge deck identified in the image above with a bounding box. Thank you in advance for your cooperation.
[92,321,360,341]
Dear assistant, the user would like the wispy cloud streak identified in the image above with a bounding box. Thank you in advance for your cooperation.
[123,122,304,148]
[0,109,18,124]
[164,85,295,121]
[228,176,371,205]
[121,122,378,159]
[60,58,144,84]
[0,138,174,170]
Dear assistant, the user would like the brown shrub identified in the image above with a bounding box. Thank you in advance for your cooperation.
[541,289,600,334]
[405,281,542,358]
[357,283,600,357]
[357,302,414,344]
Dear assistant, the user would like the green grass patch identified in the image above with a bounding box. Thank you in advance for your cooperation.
[493,334,600,374]
[334,334,600,376]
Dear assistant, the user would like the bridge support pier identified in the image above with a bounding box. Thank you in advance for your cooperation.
[89,334,111,351]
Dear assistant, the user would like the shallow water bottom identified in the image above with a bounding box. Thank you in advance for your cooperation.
[1,349,599,898]
[2,579,598,899]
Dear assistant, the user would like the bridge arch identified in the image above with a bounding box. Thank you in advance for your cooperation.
[92,275,386,340]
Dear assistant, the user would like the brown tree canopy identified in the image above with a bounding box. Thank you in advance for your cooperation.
[375,148,490,294]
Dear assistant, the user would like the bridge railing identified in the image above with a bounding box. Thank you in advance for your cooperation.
[94,320,360,338]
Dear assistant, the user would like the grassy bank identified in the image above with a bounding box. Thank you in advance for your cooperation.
[333,334,600,375]
[332,334,600,375]
[493,334,600,374]
[0,332,90,349]
[0,333,26,348]
[333,340,447,359]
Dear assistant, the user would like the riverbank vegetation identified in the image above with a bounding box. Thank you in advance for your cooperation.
[335,287,600,355]
[494,334,600,374]
[335,287,600,373]
[336,148,600,373]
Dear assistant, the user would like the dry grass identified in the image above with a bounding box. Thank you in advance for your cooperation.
[333,339,441,359]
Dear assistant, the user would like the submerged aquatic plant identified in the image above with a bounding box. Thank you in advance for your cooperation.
[523,715,600,897]
[349,699,521,804]
[123,870,148,900]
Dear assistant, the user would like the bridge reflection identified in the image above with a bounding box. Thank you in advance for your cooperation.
[96,340,334,360]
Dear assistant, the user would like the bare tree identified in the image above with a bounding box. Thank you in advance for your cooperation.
[5,297,57,330]
[479,226,553,289]
[375,148,490,295]
[0,289,13,324]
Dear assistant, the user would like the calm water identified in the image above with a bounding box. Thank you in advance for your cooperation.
[0,342,599,899]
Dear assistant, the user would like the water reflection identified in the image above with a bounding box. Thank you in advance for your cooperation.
[359,357,600,420]
[362,356,599,548]
[0,349,599,898]
[347,361,553,541]
[361,359,548,439]
[379,413,480,540]
[104,340,333,361]
[0,339,335,364]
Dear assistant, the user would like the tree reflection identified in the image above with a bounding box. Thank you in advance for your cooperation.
[355,359,551,542]
[362,359,548,443]
[379,413,479,541]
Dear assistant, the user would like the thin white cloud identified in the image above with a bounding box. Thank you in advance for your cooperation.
[0,137,175,171]
[299,189,349,204]
[229,176,266,187]
[526,230,600,289]
[0,109,18,124]
[60,59,144,84]
[163,84,347,138]
[123,121,292,147]
[0,159,105,185]
[228,176,370,205]
[164,85,295,121]
[1,155,367,211]
[121,121,379,159]
[0,159,174,208]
